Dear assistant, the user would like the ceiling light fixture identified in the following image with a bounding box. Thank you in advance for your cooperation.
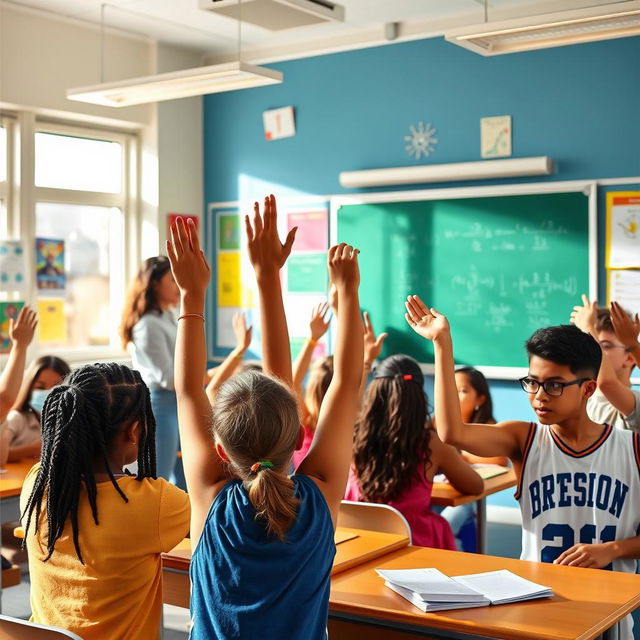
[67,0,282,107]
[445,1,640,56]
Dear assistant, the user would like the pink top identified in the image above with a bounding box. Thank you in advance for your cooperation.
[292,424,314,471]
[344,463,456,550]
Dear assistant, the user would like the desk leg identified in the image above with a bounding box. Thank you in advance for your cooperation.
[476,498,486,555]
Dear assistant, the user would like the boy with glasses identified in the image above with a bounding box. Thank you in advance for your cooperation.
[570,295,639,432]
[404,295,640,639]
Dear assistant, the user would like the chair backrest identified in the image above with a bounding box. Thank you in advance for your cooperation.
[0,615,84,640]
[337,500,412,544]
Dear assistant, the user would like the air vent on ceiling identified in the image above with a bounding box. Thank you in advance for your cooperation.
[198,0,345,30]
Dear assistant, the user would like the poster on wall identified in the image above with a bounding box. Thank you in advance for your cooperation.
[608,269,640,316]
[35,238,65,291]
[287,210,328,252]
[217,214,241,251]
[217,252,242,307]
[0,240,27,292]
[606,192,640,269]
[37,299,67,343]
[0,301,25,353]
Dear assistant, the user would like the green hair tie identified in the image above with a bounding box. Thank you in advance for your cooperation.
[250,461,274,473]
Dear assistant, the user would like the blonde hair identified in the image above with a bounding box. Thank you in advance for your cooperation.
[213,371,300,540]
[303,356,333,430]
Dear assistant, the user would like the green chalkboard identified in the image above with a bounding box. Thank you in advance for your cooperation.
[337,192,590,369]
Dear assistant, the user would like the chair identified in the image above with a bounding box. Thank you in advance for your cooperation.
[0,615,84,640]
[337,501,412,544]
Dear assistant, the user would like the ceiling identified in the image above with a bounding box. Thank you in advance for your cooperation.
[2,0,627,62]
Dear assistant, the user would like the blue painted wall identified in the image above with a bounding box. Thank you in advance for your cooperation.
[203,36,640,510]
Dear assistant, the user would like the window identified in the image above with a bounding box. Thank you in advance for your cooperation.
[32,123,134,355]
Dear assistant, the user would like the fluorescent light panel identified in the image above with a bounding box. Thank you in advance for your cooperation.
[445,2,640,55]
[339,157,554,189]
[67,61,283,107]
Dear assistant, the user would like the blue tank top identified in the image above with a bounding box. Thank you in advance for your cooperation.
[189,474,335,640]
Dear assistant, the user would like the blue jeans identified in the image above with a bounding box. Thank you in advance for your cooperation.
[149,388,185,489]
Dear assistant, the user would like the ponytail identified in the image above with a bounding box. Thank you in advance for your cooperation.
[247,468,299,541]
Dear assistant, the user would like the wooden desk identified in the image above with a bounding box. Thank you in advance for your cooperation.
[431,467,517,554]
[162,527,410,609]
[0,459,36,522]
[329,545,640,640]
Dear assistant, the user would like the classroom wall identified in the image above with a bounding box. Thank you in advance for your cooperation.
[203,34,640,512]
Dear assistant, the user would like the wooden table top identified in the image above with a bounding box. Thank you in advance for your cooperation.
[0,459,36,499]
[162,527,410,577]
[431,467,517,507]
[330,545,640,640]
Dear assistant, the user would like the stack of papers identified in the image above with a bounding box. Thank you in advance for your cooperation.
[376,568,553,612]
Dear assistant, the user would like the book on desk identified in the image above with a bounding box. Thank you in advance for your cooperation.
[376,567,553,612]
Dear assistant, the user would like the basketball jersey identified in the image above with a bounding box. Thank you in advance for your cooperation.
[517,423,640,639]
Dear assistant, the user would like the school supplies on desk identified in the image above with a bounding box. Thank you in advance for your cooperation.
[334,530,358,545]
[376,567,553,612]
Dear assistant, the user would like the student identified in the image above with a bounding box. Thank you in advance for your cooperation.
[20,363,190,640]
[167,196,363,640]
[291,301,332,469]
[571,295,639,431]
[405,295,640,637]
[345,354,483,550]
[611,301,640,369]
[205,311,253,404]
[0,305,37,424]
[0,355,70,465]
[439,367,508,550]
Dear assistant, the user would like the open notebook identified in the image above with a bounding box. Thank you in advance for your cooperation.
[376,568,553,612]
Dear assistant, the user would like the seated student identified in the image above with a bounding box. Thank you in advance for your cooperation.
[0,355,70,465]
[20,363,190,640]
[345,354,483,550]
[571,295,639,431]
[405,295,640,638]
[439,367,508,550]
[167,198,364,639]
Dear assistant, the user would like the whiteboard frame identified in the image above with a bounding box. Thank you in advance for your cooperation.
[330,179,598,380]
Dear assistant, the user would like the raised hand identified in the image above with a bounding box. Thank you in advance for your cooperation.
[404,295,450,341]
[610,301,640,349]
[166,217,211,299]
[309,302,331,341]
[327,243,360,291]
[363,311,387,364]
[10,306,38,349]
[232,311,253,352]
[245,194,296,279]
[570,294,598,335]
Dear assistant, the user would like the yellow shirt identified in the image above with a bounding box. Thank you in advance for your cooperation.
[20,464,190,640]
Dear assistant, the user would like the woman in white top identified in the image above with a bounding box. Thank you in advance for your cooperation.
[0,355,70,466]
[119,256,183,483]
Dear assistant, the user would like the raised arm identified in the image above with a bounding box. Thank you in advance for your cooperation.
[292,302,330,393]
[245,195,296,386]
[571,295,636,416]
[205,311,252,404]
[0,306,37,422]
[611,301,640,369]
[360,311,387,397]
[298,244,363,523]
[167,217,223,543]
[405,295,525,461]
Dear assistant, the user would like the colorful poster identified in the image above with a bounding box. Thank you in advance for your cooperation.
[606,193,640,268]
[218,214,241,251]
[0,240,27,292]
[217,252,242,307]
[608,269,640,316]
[289,337,327,361]
[287,253,327,293]
[37,299,67,343]
[168,213,199,237]
[0,301,24,353]
[35,238,65,290]
[287,210,328,252]
[216,306,241,348]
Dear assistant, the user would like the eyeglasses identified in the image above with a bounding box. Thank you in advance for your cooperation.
[518,376,590,397]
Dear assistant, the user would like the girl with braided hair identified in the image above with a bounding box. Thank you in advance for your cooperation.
[19,362,190,640]
[167,196,363,640]
[345,354,483,549]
